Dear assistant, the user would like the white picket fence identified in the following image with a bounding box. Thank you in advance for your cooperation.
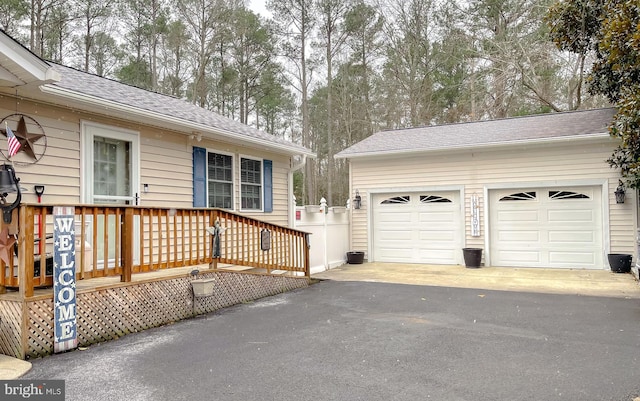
[294,198,351,274]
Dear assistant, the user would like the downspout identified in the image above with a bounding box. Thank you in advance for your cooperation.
[289,155,307,227]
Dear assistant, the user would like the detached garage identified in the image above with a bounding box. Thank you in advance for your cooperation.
[336,108,636,270]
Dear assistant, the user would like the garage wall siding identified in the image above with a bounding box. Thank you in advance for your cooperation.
[0,96,292,227]
[349,139,635,263]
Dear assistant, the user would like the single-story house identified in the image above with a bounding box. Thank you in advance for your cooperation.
[336,108,636,270]
[0,30,316,359]
[0,29,313,224]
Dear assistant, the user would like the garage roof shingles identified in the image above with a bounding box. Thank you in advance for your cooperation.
[336,108,616,158]
[48,64,310,154]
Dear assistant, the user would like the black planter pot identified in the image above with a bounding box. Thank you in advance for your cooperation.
[607,253,632,273]
[462,248,483,268]
[346,251,364,264]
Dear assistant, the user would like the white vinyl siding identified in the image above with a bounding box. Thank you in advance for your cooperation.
[0,99,293,228]
[349,139,635,266]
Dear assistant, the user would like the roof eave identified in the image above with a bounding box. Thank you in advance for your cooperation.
[0,33,60,86]
[334,133,614,159]
[40,84,315,158]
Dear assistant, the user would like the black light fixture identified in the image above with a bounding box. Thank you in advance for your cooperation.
[0,164,21,223]
[353,190,362,209]
[615,180,626,204]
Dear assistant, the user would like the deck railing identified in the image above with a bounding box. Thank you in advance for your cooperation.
[1,204,310,297]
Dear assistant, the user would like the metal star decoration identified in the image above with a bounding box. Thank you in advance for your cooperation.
[0,227,16,266]
[0,114,48,163]
[13,116,45,160]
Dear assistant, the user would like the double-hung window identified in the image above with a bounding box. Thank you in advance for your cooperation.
[193,147,272,212]
[240,157,262,210]
[207,152,233,209]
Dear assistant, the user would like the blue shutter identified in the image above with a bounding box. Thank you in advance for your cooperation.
[263,159,273,212]
[193,147,207,207]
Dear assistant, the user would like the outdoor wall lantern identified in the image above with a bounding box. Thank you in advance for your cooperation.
[615,180,626,204]
[353,190,362,209]
[0,164,21,223]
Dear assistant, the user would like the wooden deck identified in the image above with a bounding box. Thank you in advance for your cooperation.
[0,263,311,359]
[2,204,310,297]
[0,263,256,301]
[0,204,311,360]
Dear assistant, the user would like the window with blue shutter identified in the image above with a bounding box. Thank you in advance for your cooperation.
[194,148,273,212]
[240,157,262,210]
[264,159,273,212]
[192,147,207,207]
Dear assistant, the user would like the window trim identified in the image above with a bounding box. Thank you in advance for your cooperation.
[206,149,235,210]
[239,154,264,212]
[81,120,140,205]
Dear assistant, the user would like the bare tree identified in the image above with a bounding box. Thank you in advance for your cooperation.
[315,0,351,205]
[119,0,168,91]
[176,0,228,107]
[158,20,191,97]
[381,0,439,127]
[268,0,317,204]
[1,0,29,38]
[30,0,64,56]
[73,0,112,73]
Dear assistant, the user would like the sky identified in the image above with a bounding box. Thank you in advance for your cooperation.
[248,0,271,17]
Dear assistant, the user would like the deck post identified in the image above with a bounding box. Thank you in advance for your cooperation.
[208,209,218,270]
[304,233,311,278]
[18,205,35,298]
[121,208,134,282]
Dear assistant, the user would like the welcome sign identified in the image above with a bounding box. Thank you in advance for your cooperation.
[53,206,78,353]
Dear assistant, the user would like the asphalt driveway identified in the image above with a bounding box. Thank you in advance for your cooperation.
[22,278,640,401]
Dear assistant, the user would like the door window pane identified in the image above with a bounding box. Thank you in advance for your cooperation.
[94,137,131,198]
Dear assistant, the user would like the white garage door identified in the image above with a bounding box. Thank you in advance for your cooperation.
[490,187,603,269]
[372,192,462,264]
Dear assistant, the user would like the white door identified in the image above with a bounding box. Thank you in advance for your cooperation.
[82,122,140,205]
[372,192,462,264]
[82,122,141,267]
[489,187,603,269]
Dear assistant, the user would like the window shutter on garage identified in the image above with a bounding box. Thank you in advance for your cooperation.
[263,159,273,213]
[193,146,207,207]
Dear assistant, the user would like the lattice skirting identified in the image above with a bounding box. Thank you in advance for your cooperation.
[0,272,310,359]
[0,300,23,358]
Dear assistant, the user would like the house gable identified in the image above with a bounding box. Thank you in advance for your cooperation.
[0,31,60,87]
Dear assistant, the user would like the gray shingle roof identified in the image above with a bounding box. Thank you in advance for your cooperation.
[46,64,312,156]
[335,108,616,158]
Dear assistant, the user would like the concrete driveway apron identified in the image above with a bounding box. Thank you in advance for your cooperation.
[313,262,640,299]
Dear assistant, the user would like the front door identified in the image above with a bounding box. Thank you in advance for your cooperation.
[82,122,140,267]
[82,122,139,205]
